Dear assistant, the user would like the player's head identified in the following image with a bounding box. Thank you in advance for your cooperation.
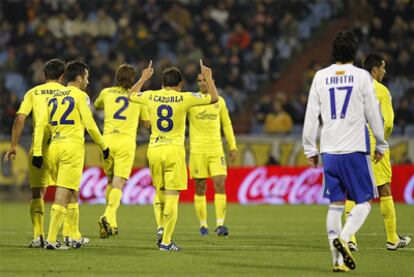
[197,74,208,93]
[65,61,89,91]
[162,67,183,90]
[362,53,386,82]
[116,64,137,89]
[332,31,358,63]
[43,59,65,82]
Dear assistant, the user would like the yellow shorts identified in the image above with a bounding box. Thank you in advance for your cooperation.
[147,145,187,191]
[189,152,227,179]
[47,142,85,191]
[372,148,392,186]
[103,136,136,180]
[28,147,52,188]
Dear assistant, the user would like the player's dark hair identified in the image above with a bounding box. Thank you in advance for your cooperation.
[162,67,183,87]
[362,53,384,73]
[332,31,358,63]
[43,59,65,80]
[65,60,89,82]
[116,64,137,89]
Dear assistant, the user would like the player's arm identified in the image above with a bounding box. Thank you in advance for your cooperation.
[220,98,237,162]
[31,105,49,168]
[302,74,321,167]
[200,60,218,104]
[379,89,394,139]
[4,91,32,162]
[128,61,153,102]
[77,93,108,153]
[363,75,388,158]
[94,89,105,110]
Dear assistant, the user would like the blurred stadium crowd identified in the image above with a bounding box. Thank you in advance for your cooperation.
[0,0,413,136]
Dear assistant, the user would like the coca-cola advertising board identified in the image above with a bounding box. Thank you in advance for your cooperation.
[45,166,414,204]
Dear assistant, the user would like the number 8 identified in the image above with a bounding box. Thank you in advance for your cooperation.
[157,105,173,132]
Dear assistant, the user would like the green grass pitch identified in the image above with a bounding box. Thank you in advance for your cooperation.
[0,203,413,276]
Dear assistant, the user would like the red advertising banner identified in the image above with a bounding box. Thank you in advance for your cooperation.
[45,166,414,205]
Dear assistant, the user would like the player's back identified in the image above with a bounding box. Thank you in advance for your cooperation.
[47,85,90,145]
[141,89,210,147]
[95,86,144,139]
[311,64,375,154]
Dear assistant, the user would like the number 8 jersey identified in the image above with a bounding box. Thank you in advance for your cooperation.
[302,64,388,157]
[130,89,211,148]
[33,85,107,155]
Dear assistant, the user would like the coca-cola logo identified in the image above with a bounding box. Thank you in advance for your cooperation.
[238,167,328,205]
[79,167,155,205]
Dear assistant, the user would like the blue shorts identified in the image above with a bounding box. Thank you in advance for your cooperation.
[322,152,378,204]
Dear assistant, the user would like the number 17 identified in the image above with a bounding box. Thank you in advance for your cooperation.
[329,86,353,119]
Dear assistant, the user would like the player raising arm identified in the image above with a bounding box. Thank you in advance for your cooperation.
[302,31,388,272]
[96,64,150,238]
[128,60,218,251]
[33,61,109,249]
[3,59,65,248]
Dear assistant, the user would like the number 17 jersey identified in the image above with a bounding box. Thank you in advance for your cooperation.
[130,89,211,148]
[302,64,387,156]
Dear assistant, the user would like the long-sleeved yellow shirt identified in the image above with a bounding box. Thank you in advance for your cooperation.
[33,86,107,156]
[188,96,237,154]
[369,79,394,151]
[94,86,149,140]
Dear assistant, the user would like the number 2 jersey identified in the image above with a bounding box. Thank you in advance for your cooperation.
[129,89,211,148]
[94,86,149,140]
[33,85,107,156]
[302,63,388,157]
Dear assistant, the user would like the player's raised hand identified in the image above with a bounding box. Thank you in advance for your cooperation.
[4,147,16,163]
[141,60,154,81]
[307,155,319,168]
[200,59,212,79]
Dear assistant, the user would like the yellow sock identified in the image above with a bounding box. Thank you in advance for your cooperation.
[62,216,70,238]
[47,204,66,243]
[344,200,357,243]
[214,194,227,227]
[194,195,208,227]
[103,188,122,227]
[105,184,113,204]
[153,190,166,230]
[161,194,179,245]
[29,198,45,240]
[380,196,399,243]
[66,203,82,240]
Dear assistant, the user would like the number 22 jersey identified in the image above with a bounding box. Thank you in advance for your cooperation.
[129,89,211,148]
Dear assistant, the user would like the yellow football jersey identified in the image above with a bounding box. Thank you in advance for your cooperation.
[17,81,65,148]
[129,89,211,147]
[188,96,237,154]
[33,85,107,155]
[94,86,149,140]
[369,80,394,147]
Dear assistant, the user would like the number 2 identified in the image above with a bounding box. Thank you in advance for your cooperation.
[113,96,129,120]
[329,86,353,119]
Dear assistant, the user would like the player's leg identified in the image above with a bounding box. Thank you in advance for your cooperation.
[159,146,186,251]
[322,153,353,271]
[344,200,357,251]
[194,179,208,235]
[64,191,89,247]
[103,176,126,232]
[105,177,113,204]
[212,175,228,236]
[28,187,46,247]
[45,186,72,250]
[378,183,411,250]
[190,152,209,235]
